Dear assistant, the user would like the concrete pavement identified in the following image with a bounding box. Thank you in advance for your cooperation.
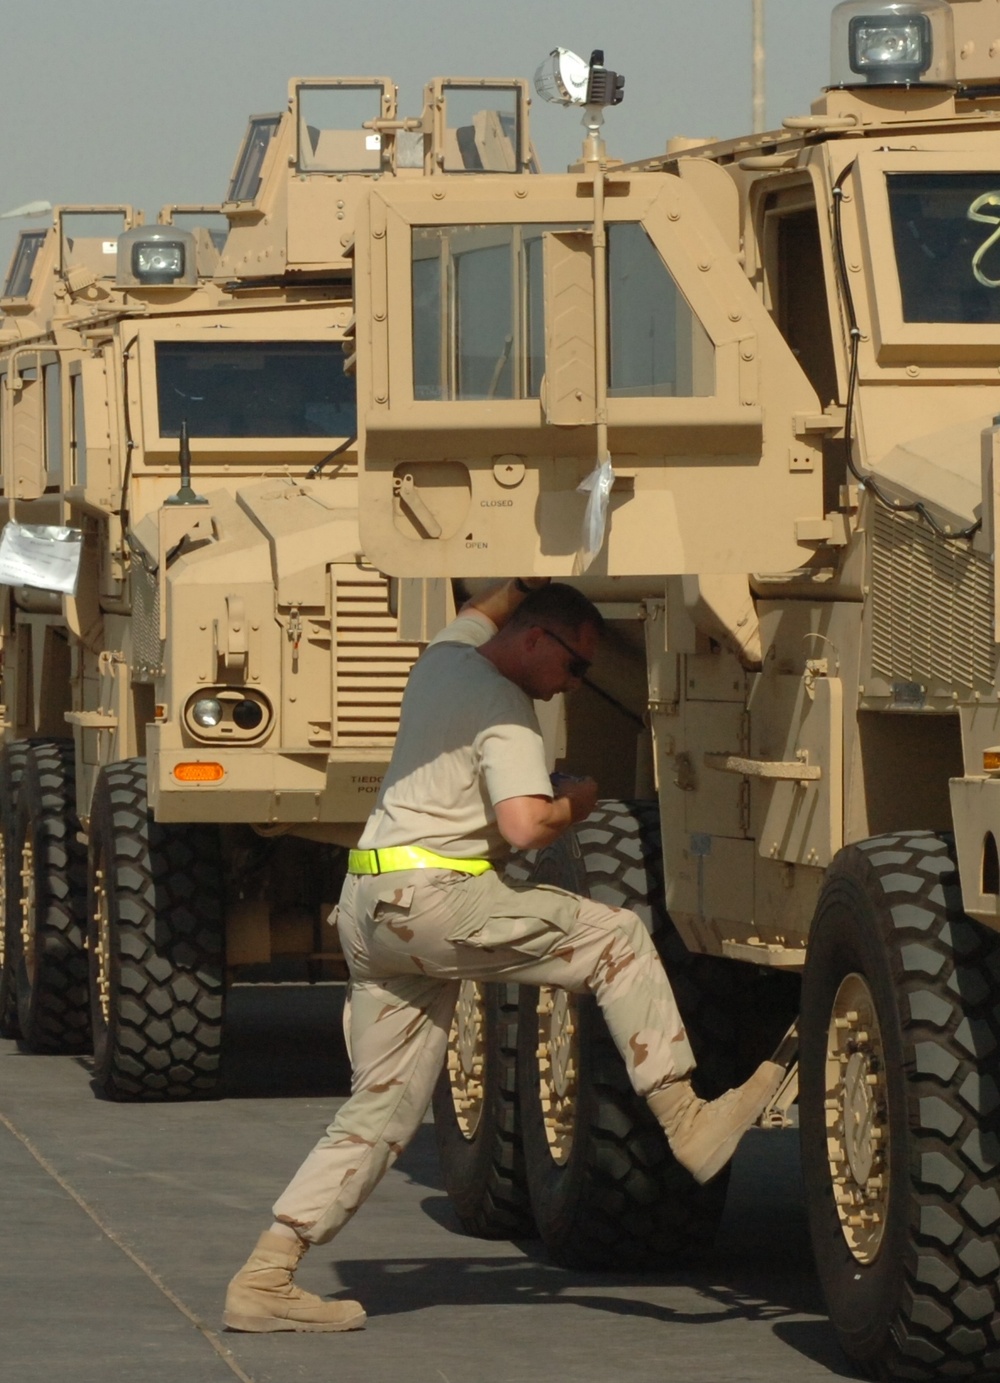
[0,983,852,1383]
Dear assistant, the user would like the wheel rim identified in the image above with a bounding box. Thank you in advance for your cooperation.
[536,986,578,1166]
[825,972,891,1264]
[19,837,35,986]
[447,980,486,1140]
[92,857,112,1028]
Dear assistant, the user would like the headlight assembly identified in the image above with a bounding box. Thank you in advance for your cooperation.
[184,689,272,741]
[191,697,223,728]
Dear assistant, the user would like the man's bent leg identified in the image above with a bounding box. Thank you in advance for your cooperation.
[272,974,457,1244]
[536,897,784,1185]
[224,973,456,1332]
[425,880,783,1187]
[562,896,696,1095]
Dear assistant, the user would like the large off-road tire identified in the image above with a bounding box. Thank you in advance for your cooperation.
[517,800,738,1271]
[432,978,535,1238]
[13,740,91,1053]
[0,742,29,1039]
[800,832,1000,1381]
[88,759,226,1101]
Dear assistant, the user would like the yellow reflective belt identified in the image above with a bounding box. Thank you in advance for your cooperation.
[348,845,494,877]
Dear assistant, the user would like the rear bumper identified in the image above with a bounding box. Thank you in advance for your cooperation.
[149,744,388,824]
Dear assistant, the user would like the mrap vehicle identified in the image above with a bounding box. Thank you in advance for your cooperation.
[347,5,1000,1378]
[0,79,531,1101]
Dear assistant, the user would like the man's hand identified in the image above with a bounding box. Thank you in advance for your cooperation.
[461,577,551,631]
[494,778,598,852]
[555,776,598,823]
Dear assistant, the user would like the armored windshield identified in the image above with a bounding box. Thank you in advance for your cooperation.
[155,341,356,439]
[438,86,524,173]
[888,173,1000,323]
[411,222,714,401]
[227,116,280,204]
[3,230,47,298]
[297,84,386,173]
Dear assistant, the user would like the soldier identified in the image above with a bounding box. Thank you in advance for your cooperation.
[223,580,783,1333]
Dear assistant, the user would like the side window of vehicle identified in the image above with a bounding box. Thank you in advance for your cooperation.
[412,223,586,401]
[606,222,715,398]
[761,194,838,409]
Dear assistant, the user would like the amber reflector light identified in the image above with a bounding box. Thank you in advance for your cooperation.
[984,751,1000,773]
[173,762,225,783]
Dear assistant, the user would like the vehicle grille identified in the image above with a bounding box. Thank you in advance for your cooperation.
[131,561,163,683]
[871,507,994,692]
[331,567,420,746]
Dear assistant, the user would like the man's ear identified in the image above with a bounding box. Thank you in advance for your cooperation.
[522,625,543,652]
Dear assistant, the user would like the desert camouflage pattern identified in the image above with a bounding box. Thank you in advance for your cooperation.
[272,867,693,1243]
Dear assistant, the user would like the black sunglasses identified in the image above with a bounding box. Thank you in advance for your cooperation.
[540,627,592,679]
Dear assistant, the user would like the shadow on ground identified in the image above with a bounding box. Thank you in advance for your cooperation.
[220,982,351,1099]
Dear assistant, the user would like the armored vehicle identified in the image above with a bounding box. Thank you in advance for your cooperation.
[0,75,541,1103]
[347,6,1000,1378]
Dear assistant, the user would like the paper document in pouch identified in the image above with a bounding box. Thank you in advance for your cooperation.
[0,523,84,595]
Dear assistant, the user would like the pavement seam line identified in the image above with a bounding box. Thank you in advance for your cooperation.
[0,1108,256,1383]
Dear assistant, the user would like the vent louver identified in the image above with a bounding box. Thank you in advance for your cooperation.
[331,568,420,746]
[871,507,994,693]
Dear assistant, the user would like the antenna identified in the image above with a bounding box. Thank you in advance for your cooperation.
[165,419,208,506]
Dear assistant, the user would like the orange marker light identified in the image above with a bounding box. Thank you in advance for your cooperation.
[173,762,225,784]
[984,750,1000,773]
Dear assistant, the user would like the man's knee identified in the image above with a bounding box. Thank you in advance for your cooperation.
[578,898,649,950]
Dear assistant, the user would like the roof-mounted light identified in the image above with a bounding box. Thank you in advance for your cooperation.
[534,48,624,109]
[534,47,625,166]
[534,48,591,106]
[830,0,955,89]
[115,226,198,288]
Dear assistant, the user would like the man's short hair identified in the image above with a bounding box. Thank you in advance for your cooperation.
[507,583,605,638]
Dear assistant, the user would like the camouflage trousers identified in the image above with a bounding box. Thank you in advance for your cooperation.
[272,867,696,1246]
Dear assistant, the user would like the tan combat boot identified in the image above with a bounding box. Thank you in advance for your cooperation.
[648,1060,785,1186]
[223,1230,366,1333]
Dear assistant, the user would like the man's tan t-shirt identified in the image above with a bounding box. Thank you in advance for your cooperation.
[358,610,552,861]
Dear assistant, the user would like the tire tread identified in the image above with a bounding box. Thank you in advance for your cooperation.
[89,759,225,1101]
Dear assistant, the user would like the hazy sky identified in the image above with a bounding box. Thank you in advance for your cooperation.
[0,0,836,273]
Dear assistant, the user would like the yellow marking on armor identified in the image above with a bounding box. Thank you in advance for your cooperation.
[968,191,1000,288]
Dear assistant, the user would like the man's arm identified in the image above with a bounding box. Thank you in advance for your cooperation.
[494,778,598,851]
[462,577,549,632]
